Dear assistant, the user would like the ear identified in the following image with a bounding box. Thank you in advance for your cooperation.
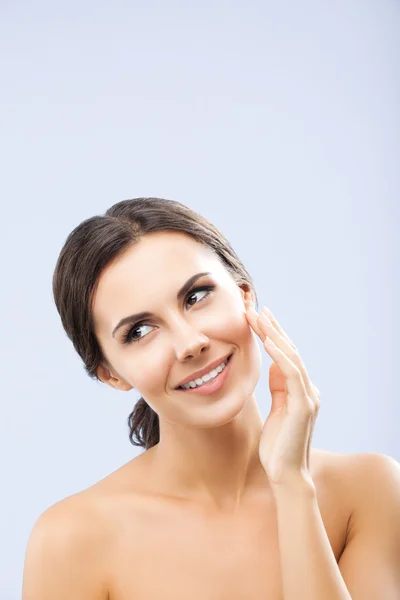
[96,364,133,391]
[238,283,255,308]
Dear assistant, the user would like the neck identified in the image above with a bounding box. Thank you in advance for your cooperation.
[150,394,269,512]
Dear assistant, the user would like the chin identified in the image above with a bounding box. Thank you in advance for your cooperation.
[183,366,260,430]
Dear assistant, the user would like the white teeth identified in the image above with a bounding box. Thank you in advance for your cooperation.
[180,358,229,389]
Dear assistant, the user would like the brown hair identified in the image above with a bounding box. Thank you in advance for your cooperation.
[52,198,258,450]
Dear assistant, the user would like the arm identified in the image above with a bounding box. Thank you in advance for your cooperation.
[22,497,109,600]
[273,478,352,600]
[273,454,400,600]
[243,305,400,598]
[338,453,400,599]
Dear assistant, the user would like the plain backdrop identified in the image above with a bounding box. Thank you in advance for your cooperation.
[0,1,399,598]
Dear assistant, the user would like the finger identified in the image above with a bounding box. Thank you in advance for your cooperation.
[247,305,320,406]
[247,307,303,382]
[247,305,294,354]
[245,305,265,339]
[257,312,297,360]
[263,335,311,413]
[259,309,318,402]
[262,307,297,352]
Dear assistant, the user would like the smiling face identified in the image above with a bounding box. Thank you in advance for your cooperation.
[93,231,261,429]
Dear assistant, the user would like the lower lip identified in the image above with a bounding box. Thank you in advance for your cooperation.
[176,355,233,396]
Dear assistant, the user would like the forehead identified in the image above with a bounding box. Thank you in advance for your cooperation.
[92,231,228,330]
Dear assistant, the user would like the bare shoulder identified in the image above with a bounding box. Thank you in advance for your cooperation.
[312,450,400,594]
[335,450,400,509]
[311,447,400,509]
[22,491,111,599]
[31,488,113,540]
[311,447,400,481]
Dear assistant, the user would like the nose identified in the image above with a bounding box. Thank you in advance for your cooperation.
[173,322,210,362]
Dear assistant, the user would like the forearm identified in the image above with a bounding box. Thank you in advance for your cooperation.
[272,478,352,600]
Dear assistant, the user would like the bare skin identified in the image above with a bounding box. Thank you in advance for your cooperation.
[54,446,354,600]
[22,231,400,598]
[87,232,350,599]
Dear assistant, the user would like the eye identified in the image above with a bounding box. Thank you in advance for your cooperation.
[121,285,215,345]
[185,286,212,307]
[122,323,153,345]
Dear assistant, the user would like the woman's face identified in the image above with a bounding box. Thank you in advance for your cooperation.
[93,231,261,428]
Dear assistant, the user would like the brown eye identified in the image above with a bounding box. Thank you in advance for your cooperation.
[186,287,212,307]
[122,285,216,345]
[185,285,215,307]
[122,323,153,345]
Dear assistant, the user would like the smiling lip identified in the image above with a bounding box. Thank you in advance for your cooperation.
[175,354,233,396]
[174,353,232,389]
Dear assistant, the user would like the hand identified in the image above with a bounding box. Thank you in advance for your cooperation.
[245,303,321,488]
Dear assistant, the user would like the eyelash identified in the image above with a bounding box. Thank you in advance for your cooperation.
[121,285,216,345]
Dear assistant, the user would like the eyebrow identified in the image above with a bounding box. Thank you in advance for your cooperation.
[112,271,212,338]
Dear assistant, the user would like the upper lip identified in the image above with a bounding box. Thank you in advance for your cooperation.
[175,353,232,389]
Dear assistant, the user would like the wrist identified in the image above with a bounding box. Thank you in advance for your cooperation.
[269,472,316,500]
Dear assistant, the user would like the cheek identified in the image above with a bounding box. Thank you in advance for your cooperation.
[119,353,167,396]
[209,299,257,355]
[223,302,262,365]
[211,302,262,384]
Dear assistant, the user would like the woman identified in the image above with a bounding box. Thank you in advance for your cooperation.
[22,197,400,599]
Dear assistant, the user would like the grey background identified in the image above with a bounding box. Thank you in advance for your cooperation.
[1,1,399,598]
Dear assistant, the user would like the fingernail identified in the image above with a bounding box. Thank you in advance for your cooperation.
[262,307,273,319]
[260,312,271,325]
